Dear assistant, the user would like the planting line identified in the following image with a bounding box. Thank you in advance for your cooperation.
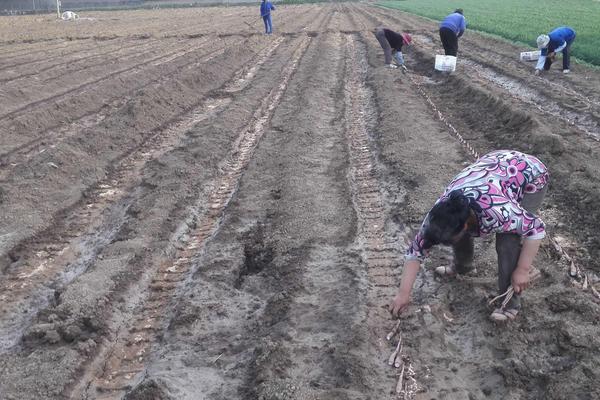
[404,68,600,301]
[356,7,600,142]
[343,33,419,398]
[550,238,600,300]
[459,58,600,142]
[457,35,600,109]
[404,72,479,161]
[78,35,310,400]
[363,5,600,111]
[404,32,600,142]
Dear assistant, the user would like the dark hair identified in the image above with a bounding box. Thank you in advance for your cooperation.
[423,190,471,246]
[454,8,464,15]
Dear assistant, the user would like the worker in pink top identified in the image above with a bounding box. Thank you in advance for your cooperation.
[390,150,549,322]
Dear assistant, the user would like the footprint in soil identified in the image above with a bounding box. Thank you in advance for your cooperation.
[235,223,274,288]
[270,188,282,200]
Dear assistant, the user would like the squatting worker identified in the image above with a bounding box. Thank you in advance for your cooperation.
[389,150,549,322]
[439,9,466,57]
[373,27,412,69]
[260,0,276,35]
[535,26,576,75]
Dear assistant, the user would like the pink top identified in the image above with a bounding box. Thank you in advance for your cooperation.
[406,150,549,260]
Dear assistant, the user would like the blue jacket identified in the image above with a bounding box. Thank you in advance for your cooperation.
[440,12,466,37]
[541,26,576,56]
[260,1,275,17]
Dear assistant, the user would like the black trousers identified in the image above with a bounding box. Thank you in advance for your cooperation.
[439,27,458,56]
[452,187,547,309]
[544,35,576,71]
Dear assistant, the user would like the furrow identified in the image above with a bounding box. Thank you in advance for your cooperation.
[0,38,230,163]
[342,33,412,396]
[0,36,285,353]
[77,34,312,400]
[0,38,225,122]
[0,38,164,83]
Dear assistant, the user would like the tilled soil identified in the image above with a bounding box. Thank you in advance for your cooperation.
[0,4,599,400]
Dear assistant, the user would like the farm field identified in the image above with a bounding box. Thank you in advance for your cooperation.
[0,3,600,399]
[379,0,600,66]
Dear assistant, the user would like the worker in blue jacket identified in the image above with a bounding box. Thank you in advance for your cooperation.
[260,0,276,35]
[439,9,466,57]
[535,27,576,75]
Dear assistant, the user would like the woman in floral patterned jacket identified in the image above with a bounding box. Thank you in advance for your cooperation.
[390,150,549,322]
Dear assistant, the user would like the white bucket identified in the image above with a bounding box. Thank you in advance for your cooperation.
[520,50,541,61]
[435,55,457,72]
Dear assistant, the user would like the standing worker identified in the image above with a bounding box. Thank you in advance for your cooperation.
[260,0,276,35]
[373,27,412,69]
[389,150,549,322]
[439,9,466,57]
[535,26,576,75]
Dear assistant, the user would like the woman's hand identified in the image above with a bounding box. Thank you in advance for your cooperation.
[390,259,420,317]
[511,268,530,294]
[512,239,541,293]
[389,291,410,317]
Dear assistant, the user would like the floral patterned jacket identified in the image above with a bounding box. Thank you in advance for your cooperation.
[406,150,549,260]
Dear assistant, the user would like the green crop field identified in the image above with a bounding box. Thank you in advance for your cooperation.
[378,0,600,66]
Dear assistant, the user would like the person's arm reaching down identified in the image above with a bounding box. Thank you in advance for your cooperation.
[512,238,541,293]
[506,205,545,292]
[389,259,420,316]
[390,224,432,317]
[457,16,466,38]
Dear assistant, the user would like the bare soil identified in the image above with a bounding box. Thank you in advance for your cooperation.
[0,4,599,400]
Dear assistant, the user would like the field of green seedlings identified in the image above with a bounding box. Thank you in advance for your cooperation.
[378,0,600,66]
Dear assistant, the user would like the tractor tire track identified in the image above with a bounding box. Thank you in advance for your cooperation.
[343,32,414,398]
[73,34,312,400]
